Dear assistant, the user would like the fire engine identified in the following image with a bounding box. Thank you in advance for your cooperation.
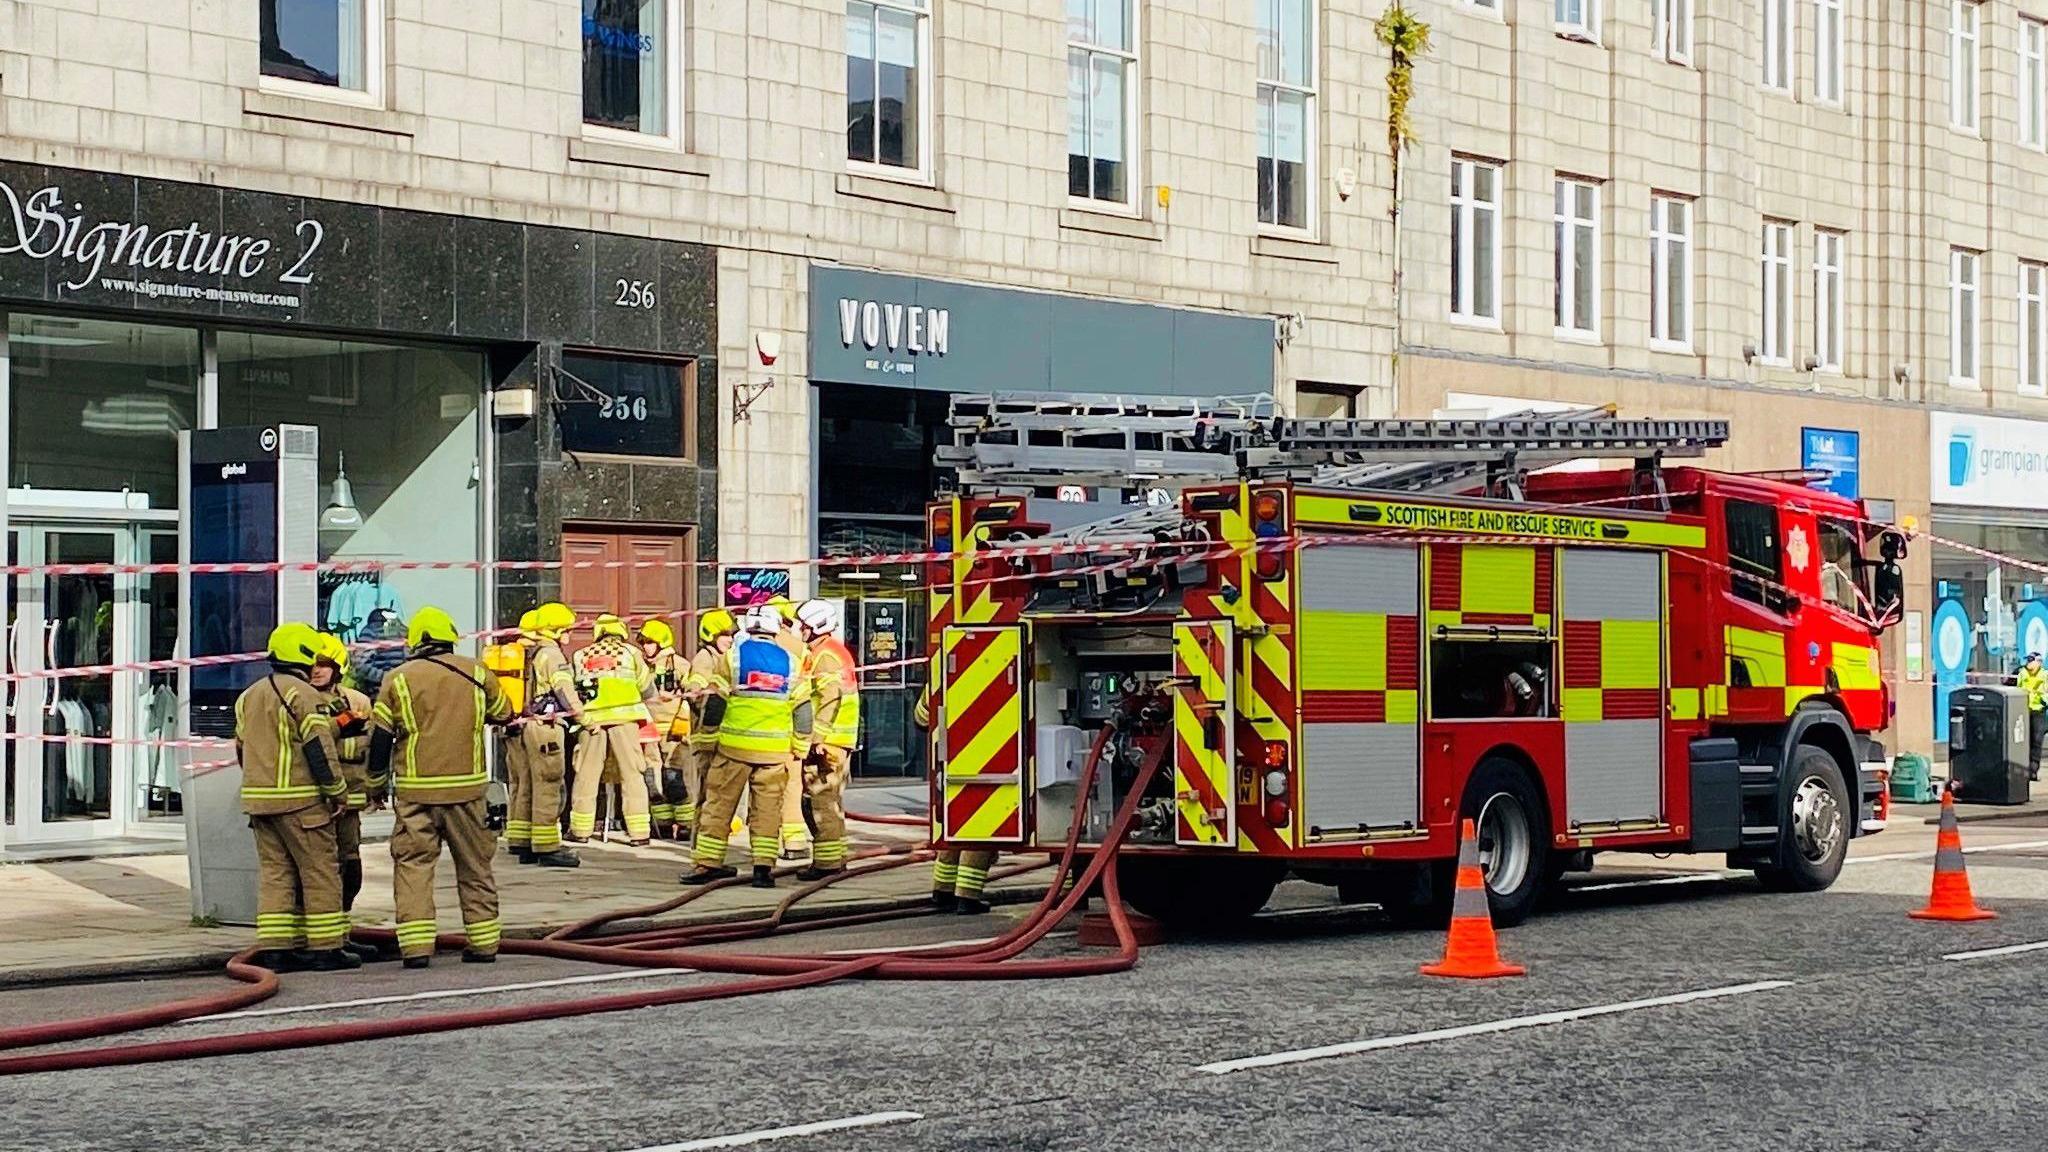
[921,396,1905,927]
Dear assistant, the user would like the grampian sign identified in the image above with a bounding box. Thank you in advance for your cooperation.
[0,173,323,310]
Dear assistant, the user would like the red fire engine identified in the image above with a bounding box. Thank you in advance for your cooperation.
[922,398,1904,926]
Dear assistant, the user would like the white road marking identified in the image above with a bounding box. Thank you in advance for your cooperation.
[1944,939,2048,962]
[1572,836,2048,893]
[824,936,995,956]
[1572,872,1734,893]
[622,1111,923,1150]
[1194,981,1795,1075]
[1848,837,2048,864]
[181,967,699,1023]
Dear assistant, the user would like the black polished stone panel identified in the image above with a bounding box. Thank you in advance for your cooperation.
[657,242,716,355]
[47,168,138,311]
[298,198,381,331]
[127,178,225,318]
[552,456,635,521]
[215,187,308,324]
[455,216,526,342]
[524,227,595,346]
[693,357,718,462]
[0,160,51,301]
[628,461,701,522]
[380,211,456,335]
[593,232,662,351]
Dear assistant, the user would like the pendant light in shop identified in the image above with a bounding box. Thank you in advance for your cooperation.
[320,452,363,532]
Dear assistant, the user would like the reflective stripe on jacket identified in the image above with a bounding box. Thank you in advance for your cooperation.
[235,674,341,815]
[2022,664,2048,712]
[717,637,802,765]
[574,637,652,727]
[808,637,860,749]
[371,653,512,804]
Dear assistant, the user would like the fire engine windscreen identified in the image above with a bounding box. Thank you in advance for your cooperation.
[1429,632,1556,720]
[1030,622,1176,845]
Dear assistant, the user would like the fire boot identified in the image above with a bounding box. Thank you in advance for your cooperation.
[955,896,992,916]
[532,848,582,869]
[403,955,432,970]
[509,845,537,865]
[930,889,958,912]
[300,949,364,972]
[342,936,388,964]
[680,866,738,886]
[795,865,843,883]
[751,865,777,889]
[249,949,298,973]
[462,950,497,965]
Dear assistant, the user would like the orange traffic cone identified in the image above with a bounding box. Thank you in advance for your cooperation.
[1909,784,1996,922]
[1421,818,1526,979]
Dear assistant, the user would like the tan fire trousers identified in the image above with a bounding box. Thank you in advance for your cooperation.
[693,753,789,869]
[391,797,500,959]
[252,806,346,952]
[506,718,567,852]
[569,721,650,842]
[932,848,999,900]
[806,745,851,870]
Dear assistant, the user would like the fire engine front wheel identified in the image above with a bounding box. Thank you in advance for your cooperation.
[1461,758,1552,927]
[1754,747,1850,893]
[1116,857,1284,929]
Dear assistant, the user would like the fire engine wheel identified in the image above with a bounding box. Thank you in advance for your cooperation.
[1755,747,1850,893]
[1116,856,1283,929]
[1461,758,1553,928]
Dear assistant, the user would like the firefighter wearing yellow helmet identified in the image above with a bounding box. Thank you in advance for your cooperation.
[766,594,812,858]
[637,617,691,837]
[310,631,378,958]
[681,607,740,839]
[682,605,812,888]
[505,603,581,867]
[568,612,659,844]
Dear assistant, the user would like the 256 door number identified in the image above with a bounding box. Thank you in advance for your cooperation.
[614,278,657,309]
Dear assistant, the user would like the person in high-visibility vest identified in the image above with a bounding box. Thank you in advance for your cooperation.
[682,608,739,838]
[506,602,582,867]
[638,618,692,837]
[2022,651,2048,782]
[682,606,813,888]
[767,594,812,858]
[567,613,660,844]
[794,599,859,878]
[311,631,380,961]
[914,657,998,914]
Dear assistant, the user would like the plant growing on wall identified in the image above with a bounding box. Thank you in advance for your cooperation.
[1374,2,1432,201]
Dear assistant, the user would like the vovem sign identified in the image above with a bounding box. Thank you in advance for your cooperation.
[1930,410,2048,510]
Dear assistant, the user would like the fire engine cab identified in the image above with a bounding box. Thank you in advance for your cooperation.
[923,397,1904,927]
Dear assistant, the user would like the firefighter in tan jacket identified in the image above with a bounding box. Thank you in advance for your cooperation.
[236,622,358,971]
[368,606,515,968]
[682,608,739,837]
[505,601,581,867]
[794,599,858,880]
[311,631,380,962]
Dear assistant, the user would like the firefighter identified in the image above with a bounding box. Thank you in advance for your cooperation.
[567,613,659,845]
[682,608,740,835]
[767,594,812,858]
[507,603,581,867]
[310,631,380,961]
[237,623,358,971]
[681,606,812,888]
[639,618,690,838]
[367,605,514,968]
[795,599,858,879]
[914,664,996,915]
[2022,651,2048,782]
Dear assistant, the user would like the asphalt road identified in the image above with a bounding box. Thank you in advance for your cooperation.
[3,843,2046,1152]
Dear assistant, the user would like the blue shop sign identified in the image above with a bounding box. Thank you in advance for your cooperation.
[1801,426,1860,500]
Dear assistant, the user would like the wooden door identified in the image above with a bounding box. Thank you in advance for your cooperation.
[560,526,693,643]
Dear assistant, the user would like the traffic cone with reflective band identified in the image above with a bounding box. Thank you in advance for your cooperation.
[1421,818,1526,979]
[1908,784,1996,922]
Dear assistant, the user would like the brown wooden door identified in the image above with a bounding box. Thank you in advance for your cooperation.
[560,526,693,642]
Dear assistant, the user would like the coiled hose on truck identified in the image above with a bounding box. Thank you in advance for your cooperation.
[0,724,1148,1076]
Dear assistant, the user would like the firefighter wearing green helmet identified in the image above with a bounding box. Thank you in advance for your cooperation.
[367,605,515,968]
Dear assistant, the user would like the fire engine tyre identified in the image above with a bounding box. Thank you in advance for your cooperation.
[1116,857,1283,928]
[1754,747,1850,893]
[1462,757,1553,928]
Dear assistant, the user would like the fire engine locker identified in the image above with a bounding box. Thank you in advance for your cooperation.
[1297,542,1421,837]
[1559,548,1666,826]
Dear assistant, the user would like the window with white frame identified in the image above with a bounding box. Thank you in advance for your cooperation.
[1256,0,1316,232]
[1450,157,1502,325]
[847,0,931,175]
[582,0,682,144]
[1762,0,1793,92]
[1555,0,1596,39]
[1951,247,1981,386]
[1650,195,1692,348]
[2025,19,2047,149]
[2023,262,2048,396]
[1951,1,1980,133]
[1554,178,1599,336]
[1813,229,1844,372]
[260,0,383,101]
[1654,0,1692,64]
[1814,0,1842,103]
[1760,220,1794,364]
[1068,1,1138,208]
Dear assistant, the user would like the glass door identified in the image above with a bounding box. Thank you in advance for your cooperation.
[134,531,181,823]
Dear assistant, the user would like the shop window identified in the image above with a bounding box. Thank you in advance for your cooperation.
[260,0,383,100]
[1429,635,1554,720]
[7,315,200,509]
[556,353,693,459]
[214,332,484,645]
[1725,498,1789,613]
[582,0,682,144]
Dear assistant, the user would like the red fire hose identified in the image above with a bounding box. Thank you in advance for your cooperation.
[0,723,1151,1076]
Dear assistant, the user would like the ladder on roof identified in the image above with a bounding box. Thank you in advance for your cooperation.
[941,393,1730,502]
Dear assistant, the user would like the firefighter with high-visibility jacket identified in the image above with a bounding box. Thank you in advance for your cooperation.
[568,613,660,845]
[310,632,379,960]
[915,658,996,914]
[682,606,813,888]
[2022,651,2048,781]
[236,622,359,971]
[638,618,691,837]
[506,602,582,867]
[795,599,858,879]
[767,594,812,858]
[682,608,740,833]
[368,606,515,968]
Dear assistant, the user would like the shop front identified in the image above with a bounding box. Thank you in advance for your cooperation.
[805,264,1275,778]
[0,162,716,850]
[1927,411,2048,749]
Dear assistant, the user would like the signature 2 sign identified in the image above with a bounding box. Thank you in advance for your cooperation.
[0,176,323,304]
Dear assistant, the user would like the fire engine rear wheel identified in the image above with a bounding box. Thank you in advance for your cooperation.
[1116,857,1283,928]
[1461,757,1553,928]
[1754,747,1850,893]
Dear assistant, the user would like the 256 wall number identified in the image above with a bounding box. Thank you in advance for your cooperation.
[614,278,657,309]
[598,395,650,421]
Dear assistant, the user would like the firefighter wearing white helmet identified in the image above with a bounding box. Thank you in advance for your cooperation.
[682,604,813,887]
[794,599,859,878]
